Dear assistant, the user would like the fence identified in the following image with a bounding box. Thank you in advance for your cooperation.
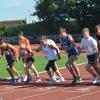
[0,34,87,44]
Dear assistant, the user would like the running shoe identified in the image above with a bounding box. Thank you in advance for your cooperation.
[35,77,41,83]
[92,76,100,84]
[11,79,16,85]
[17,76,23,83]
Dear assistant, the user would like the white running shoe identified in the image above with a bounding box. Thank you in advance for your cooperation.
[52,75,60,80]
[48,78,57,85]
[23,75,27,82]
[92,76,100,84]
[17,76,23,83]
[35,77,41,83]
[60,77,65,82]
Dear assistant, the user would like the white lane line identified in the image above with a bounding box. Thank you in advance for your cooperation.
[15,88,72,100]
[65,90,100,100]
[76,86,96,91]
[39,86,56,90]
[62,90,89,93]
[62,86,96,93]
[0,89,23,95]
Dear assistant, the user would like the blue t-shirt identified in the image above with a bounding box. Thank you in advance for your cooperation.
[61,34,78,57]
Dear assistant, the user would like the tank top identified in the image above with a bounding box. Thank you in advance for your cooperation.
[61,34,78,56]
[1,46,15,59]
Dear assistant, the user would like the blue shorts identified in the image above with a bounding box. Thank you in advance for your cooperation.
[68,48,78,57]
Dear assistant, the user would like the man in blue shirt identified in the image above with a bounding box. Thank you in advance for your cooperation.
[59,27,82,84]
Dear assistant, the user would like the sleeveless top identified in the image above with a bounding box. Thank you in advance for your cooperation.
[61,34,78,56]
[20,45,31,59]
[1,45,15,60]
[95,34,100,50]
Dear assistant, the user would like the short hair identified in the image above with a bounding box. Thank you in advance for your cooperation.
[82,28,90,33]
[59,27,66,33]
[18,31,24,37]
[95,24,100,32]
[40,36,47,41]
[0,39,4,45]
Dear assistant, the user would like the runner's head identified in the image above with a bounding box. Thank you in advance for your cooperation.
[59,27,67,38]
[40,36,47,45]
[95,24,100,35]
[18,31,25,40]
[0,39,6,48]
[82,28,90,39]
[18,31,26,45]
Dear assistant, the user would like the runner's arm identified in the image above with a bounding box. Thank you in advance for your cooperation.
[67,35,76,51]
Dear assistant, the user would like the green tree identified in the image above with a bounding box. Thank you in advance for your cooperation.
[33,0,100,33]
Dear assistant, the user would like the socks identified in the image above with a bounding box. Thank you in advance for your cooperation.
[6,68,14,80]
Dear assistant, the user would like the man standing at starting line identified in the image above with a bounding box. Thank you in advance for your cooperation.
[0,39,23,85]
[36,36,65,84]
[79,28,100,84]
[59,27,82,84]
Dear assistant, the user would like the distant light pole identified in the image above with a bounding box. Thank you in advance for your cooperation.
[27,10,31,23]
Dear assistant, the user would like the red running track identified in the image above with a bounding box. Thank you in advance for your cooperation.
[0,64,100,100]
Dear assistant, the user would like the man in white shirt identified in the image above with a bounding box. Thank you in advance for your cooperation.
[36,36,65,84]
[79,28,100,84]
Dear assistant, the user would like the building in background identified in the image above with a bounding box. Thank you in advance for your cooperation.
[0,19,26,26]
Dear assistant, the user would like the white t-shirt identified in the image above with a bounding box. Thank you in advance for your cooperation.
[80,36,97,55]
[42,39,59,60]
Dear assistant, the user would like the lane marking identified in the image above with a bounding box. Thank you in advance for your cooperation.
[0,70,91,95]
[15,88,72,100]
[66,90,100,100]
[39,86,56,90]
[62,90,89,93]
[76,86,96,91]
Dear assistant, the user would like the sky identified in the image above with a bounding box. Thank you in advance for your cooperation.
[0,0,38,23]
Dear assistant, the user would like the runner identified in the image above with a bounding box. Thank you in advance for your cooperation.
[36,36,65,84]
[0,39,23,85]
[59,27,82,84]
[95,24,100,64]
[18,32,41,83]
[79,28,100,84]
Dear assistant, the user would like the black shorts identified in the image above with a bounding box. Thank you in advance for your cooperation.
[26,57,35,63]
[45,59,57,72]
[6,56,14,68]
[87,53,96,65]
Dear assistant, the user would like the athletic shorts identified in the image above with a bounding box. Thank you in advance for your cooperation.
[26,56,35,63]
[45,59,57,72]
[68,53,78,58]
[6,56,14,68]
[87,53,96,65]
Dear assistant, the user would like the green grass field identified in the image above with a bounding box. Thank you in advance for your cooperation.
[0,55,87,78]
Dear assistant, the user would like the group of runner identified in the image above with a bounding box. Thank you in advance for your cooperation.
[0,24,100,85]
